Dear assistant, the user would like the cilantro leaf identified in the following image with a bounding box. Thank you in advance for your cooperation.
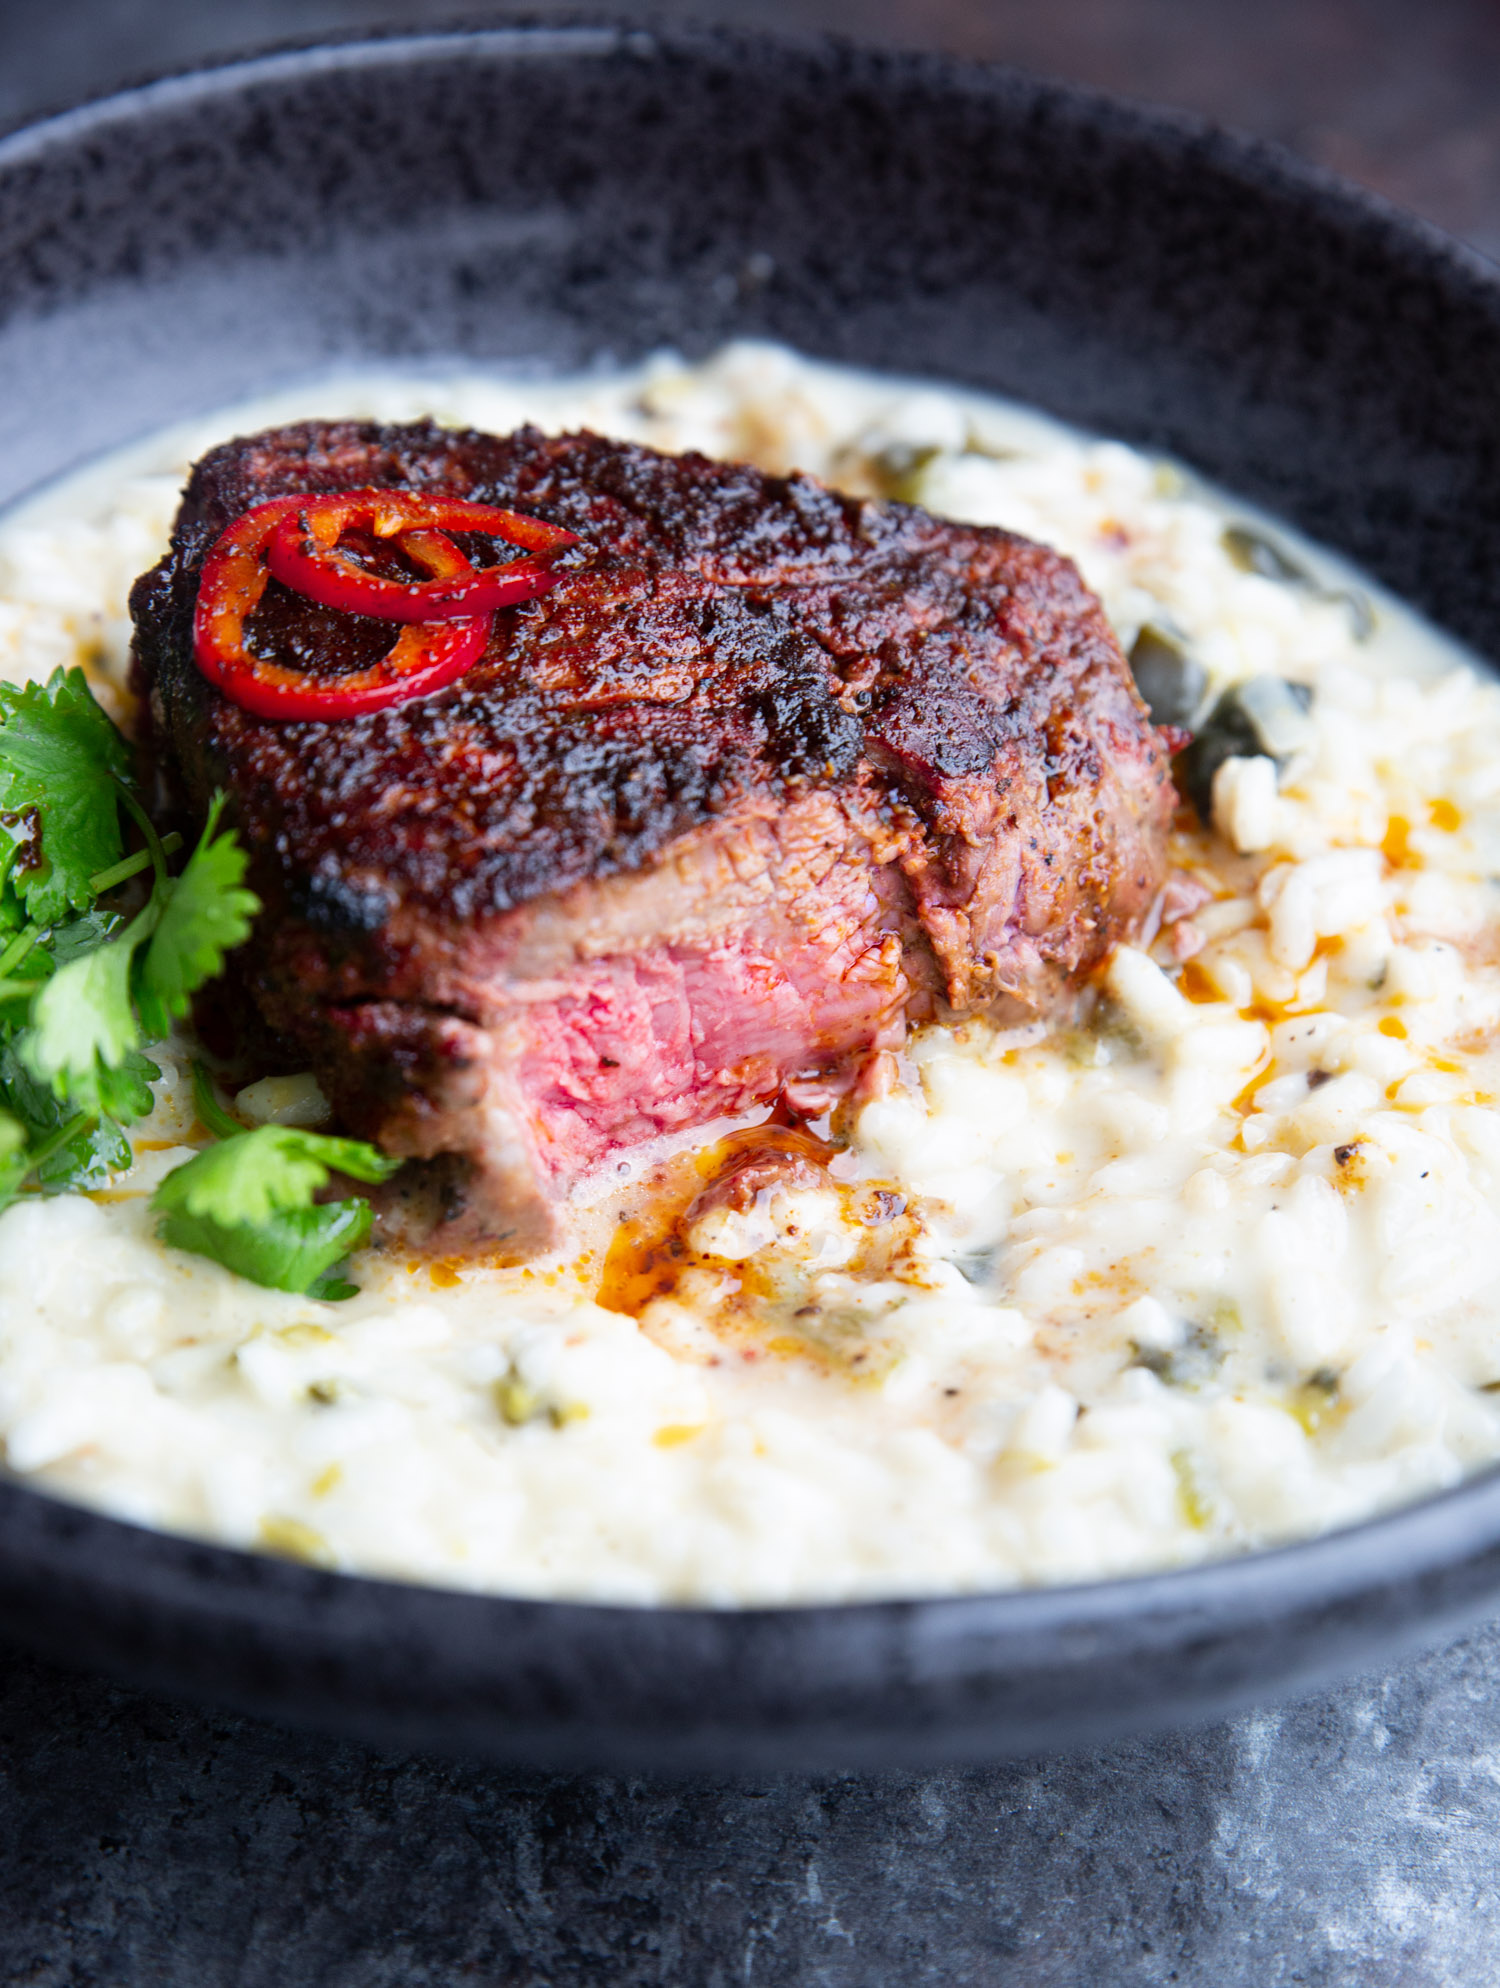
[136,794,259,1039]
[153,1124,399,1293]
[33,1113,132,1193]
[0,1108,27,1213]
[152,1124,401,1227]
[308,1271,361,1303]
[155,1198,374,1296]
[0,1035,61,1129]
[0,668,134,924]
[22,917,146,1110]
[90,1046,161,1125]
[51,906,124,966]
[0,1035,146,1193]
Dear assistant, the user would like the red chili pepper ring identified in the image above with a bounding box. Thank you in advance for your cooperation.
[265,490,577,623]
[192,488,577,721]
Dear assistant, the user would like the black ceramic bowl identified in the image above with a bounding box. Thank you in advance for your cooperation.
[3,21,1500,1773]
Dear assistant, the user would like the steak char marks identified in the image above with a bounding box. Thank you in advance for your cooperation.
[131,420,1176,1257]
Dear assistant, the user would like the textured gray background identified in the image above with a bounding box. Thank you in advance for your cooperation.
[5,3,1500,1983]
[4,1627,1500,1984]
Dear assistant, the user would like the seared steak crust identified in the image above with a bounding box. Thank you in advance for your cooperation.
[131,420,1176,1255]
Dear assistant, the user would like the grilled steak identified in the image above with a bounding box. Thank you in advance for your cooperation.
[130,420,1176,1257]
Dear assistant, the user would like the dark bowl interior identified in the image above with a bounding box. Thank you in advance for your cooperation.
[2,21,1500,1772]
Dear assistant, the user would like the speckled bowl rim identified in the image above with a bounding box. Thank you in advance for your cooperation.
[0,21,1498,1769]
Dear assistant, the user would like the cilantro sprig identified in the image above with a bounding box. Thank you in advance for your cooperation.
[137,793,258,1038]
[150,1064,401,1298]
[0,667,402,1299]
[0,668,258,1210]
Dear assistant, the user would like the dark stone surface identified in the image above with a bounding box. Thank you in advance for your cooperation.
[1,1627,1499,1984]
[3,4,1499,1980]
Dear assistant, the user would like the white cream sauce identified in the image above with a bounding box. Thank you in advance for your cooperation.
[0,342,1495,1603]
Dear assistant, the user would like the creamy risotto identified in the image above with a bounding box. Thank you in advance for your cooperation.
[0,343,1497,1604]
